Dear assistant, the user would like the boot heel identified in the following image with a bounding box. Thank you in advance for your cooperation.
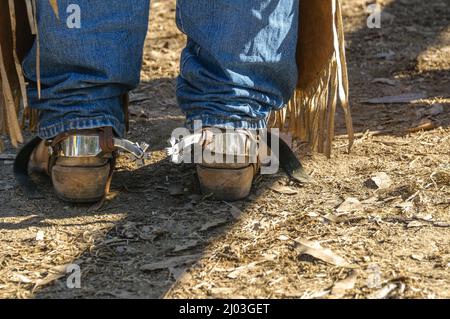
[51,163,111,203]
[196,165,254,201]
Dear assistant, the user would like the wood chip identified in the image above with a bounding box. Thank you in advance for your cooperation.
[11,273,33,284]
[323,214,364,224]
[278,235,290,241]
[371,172,392,189]
[306,212,320,218]
[371,78,397,86]
[407,119,439,133]
[433,222,450,228]
[323,214,339,223]
[411,254,424,261]
[415,214,433,221]
[396,201,415,213]
[367,283,398,299]
[407,221,427,228]
[35,231,44,241]
[227,255,276,279]
[330,271,358,298]
[336,197,362,213]
[269,183,298,195]
[227,262,260,279]
[294,239,356,268]
[33,265,68,290]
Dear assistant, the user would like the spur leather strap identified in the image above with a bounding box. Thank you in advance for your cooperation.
[13,136,44,199]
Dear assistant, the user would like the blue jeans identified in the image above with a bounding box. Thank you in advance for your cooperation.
[23,0,299,139]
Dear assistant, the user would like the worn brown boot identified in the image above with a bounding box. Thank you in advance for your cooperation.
[17,127,149,203]
[167,127,311,201]
[168,128,260,201]
[49,129,117,202]
[196,128,260,201]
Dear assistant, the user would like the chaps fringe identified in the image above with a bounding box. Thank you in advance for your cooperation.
[270,0,354,157]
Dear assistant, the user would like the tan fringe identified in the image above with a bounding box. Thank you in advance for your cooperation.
[32,0,41,99]
[0,51,24,147]
[0,0,24,147]
[8,0,29,112]
[336,0,354,152]
[25,0,37,35]
[0,0,40,149]
[270,0,354,157]
[270,59,335,154]
[49,0,60,19]
[24,0,39,132]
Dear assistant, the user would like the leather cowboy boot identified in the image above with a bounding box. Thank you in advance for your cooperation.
[196,128,260,201]
[167,127,310,201]
[16,127,149,203]
[46,128,117,203]
[168,128,261,201]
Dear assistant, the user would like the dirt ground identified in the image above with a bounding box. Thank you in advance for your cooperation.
[0,0,449,299]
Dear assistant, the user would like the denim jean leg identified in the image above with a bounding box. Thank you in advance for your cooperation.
[176,0,299,130]
[22,0,150,139]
